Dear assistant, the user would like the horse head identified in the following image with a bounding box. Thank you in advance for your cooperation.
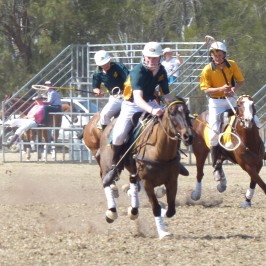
[236,94,256,129]
[166,96,194,146]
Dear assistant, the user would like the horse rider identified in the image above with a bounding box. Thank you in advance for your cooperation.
[92,50,129,130]
[103,41,189,185]
[3,98,45,148]
[77,50,129,140]
[200,40,245,181]
[41,81,62,126]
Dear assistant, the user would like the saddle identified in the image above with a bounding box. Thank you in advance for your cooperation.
[203,109,236,148]
[107,112,154,146]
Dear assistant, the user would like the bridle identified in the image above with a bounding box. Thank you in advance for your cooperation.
[236,94,255,129]
[158,99,191,142]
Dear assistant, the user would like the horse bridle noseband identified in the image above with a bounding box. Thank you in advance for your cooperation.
[158,100,189,141]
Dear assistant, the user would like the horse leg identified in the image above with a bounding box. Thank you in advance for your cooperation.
[142,180,172,239]
[164,175,177,218]
[216,164,227,193]
[25,146,31,161]
[240,161,266,194]
[191,143,209,201]
[242,181,256,208]
[104,186,118,223]
[127,174,140,220]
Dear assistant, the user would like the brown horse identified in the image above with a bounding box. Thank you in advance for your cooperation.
[99,97,193,239]
[82,111,102,165]
[191,94,266,208]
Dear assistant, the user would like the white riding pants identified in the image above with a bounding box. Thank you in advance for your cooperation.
[112,100,161,146]
[10,119,38,136]
[208,97,236,146]
[100,95,123,126]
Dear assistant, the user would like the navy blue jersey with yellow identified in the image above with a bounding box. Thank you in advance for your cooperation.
[123,63,169,101]
[92,62,129,93]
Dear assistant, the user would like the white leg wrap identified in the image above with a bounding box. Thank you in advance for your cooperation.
[195,181,202,193]
[130,183,140,208]
[246,188,255,200]
[104,186,116,209]
[154,216,172,239]
[191,181,202,201]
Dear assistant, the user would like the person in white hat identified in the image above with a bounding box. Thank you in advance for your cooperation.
[161,47,183,84]
[200,41,245,181]
[102,42,189,187]
[92,50,129,131]
[41,81,62,126]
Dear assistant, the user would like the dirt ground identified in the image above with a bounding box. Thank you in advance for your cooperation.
[0,161,265,266]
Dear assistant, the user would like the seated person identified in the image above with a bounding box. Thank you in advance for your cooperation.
[4,98,44,148]
[41,81,62,126]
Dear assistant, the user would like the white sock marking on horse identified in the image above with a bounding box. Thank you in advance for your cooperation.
[104,186,116,209]
[195,181,202,194]
[161,208,167,217]
[154,216,171,239]
[246,188,255,200]
[130,183,140,208]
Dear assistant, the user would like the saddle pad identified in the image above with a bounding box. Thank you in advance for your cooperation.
[203,115,236,148]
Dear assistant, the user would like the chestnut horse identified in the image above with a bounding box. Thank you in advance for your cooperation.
[191,94,266,208]
[99,97,193,239]
[82,111,102,165]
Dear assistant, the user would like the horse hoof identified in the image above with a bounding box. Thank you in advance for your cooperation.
[127,207,139,220]
[241,201,251,208]
[191,191,201,201]
[105,209,118,223]
[105,216,115,223]
[159,231,173,240]
[217,183,227,193]
[110,184,119,198]
[155,186,166,198]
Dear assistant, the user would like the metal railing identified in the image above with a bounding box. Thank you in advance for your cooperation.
[1,41,265,163]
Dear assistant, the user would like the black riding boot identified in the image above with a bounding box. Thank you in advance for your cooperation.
[4,134,19,148]
[102,144,123,187]
[210,145,224,181]
[179,162,189,176]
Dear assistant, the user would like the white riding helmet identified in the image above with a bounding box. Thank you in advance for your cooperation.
[94,50,111,66]
[142,42,163,57]
[209,41,227,53]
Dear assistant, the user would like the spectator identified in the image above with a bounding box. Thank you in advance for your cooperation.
[161,47,183,84]
[41,81,62,126]
[4,98,45,148]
